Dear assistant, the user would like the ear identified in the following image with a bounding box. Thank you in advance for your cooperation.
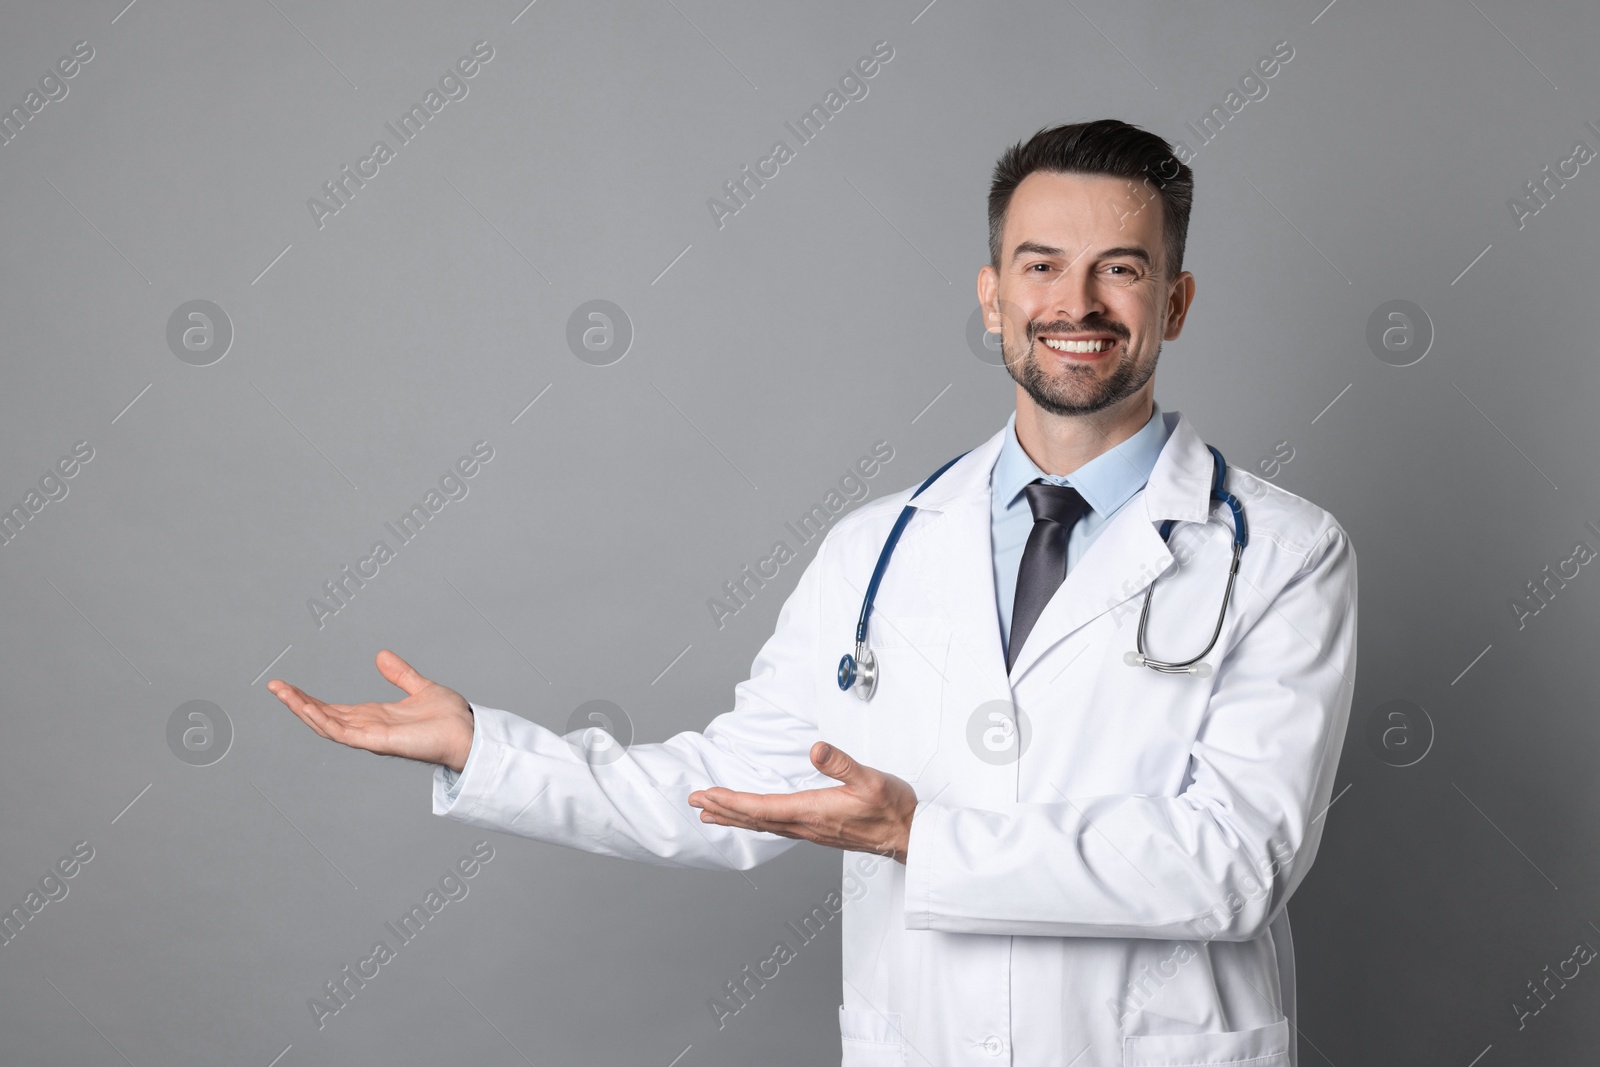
[977,264,1001,332]
[1163,271,1196,340]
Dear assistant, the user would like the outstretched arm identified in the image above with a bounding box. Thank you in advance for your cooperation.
[269,648,475,772]
[269,538,839,872]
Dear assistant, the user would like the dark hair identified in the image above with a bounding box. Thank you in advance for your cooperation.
[988,119,1194,279]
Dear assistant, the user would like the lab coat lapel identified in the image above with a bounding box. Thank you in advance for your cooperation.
[1005,411,1218,683]
[895,428,1012,698]
[1002,498,1172,682]
[898,411,1218,689]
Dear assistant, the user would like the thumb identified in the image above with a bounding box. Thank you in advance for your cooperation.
[811,741,858,783]
[376,648,431,697]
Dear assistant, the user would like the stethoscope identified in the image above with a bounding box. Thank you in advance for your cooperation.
[836,444,1248,700]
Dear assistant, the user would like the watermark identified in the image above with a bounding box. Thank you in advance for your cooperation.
[1513,932,1597,1030]
[0,439,94,549]
[707,440,894,630]
[1507,120,1600,231]
[1234,440,1296,502]
[0,841,95,951]
[166,700,234,767]
[166,299,234,366]
[966,303,1008,367]
[564,699,634,765]
[308,840,496,1030]
[1508,520,1600,631]
[307,441,495,629]
[1365,299,1433,367]
[966,296,1052,369]
[307,41,495,230]
[965,699,1033,765]
[0,40,95,150]
[1251,439,1295,482]
[1104,522,1213,630]
[566,299,633,366]
[706,41,895,230]
[1167,40,1295,164]
[1363,698,1433,768]
[707,850,890,1030]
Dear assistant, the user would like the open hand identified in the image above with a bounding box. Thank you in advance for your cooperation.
[268,649,475,772]
[688,743,919,863]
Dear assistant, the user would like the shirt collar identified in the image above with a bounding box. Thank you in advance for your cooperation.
[991,400,1171,519]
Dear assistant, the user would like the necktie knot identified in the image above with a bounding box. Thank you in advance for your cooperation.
[1022,481,1090,528]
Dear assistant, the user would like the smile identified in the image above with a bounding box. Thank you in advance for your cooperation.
[1038,337,1120,357]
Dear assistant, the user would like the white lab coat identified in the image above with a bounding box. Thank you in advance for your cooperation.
[434,410,1358,1067]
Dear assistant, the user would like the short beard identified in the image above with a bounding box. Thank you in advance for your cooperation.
[1003,327,1158,417]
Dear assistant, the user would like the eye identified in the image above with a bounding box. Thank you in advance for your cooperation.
[1029,263,1054,273]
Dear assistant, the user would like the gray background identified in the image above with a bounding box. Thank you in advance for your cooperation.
[1,0,1596,1063]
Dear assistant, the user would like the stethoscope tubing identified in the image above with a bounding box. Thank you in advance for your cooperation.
[838,443,1248,698]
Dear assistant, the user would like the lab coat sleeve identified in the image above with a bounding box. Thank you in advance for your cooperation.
[438,707,481,804]
[429,538,834,871]
[903,521,1357,941]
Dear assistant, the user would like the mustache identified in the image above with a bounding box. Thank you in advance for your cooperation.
[1029,319,1129,340]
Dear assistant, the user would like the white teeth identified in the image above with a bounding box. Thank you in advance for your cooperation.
[1042,338,1112,353]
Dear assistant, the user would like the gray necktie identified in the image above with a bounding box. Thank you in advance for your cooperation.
[1008,481,1090,671]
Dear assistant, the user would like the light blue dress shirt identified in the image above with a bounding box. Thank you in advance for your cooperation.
[442,402,1171,801]
[990,401,1171,662]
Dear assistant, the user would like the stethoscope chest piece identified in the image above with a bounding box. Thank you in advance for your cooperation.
[838,646,878,701]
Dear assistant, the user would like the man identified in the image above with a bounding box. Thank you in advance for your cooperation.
[271,119,1357,1066]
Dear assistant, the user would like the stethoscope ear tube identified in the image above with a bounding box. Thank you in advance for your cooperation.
[1130,446,1245,676]
[1129,538,1241,675]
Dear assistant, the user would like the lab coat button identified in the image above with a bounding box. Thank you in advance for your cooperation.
[982,1035,1004,1055]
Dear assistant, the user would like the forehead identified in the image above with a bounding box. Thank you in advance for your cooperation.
[1002,170,1164,258]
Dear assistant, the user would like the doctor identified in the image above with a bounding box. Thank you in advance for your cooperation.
[270,118,1357,1066]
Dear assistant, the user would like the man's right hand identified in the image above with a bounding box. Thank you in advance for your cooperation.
[268,649,475,773]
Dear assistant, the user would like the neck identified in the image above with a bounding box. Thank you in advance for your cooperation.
[1013,388,1154,476]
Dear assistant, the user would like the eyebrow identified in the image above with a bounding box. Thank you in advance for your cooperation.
[1010,241,1152,267]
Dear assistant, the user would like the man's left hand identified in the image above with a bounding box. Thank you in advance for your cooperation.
[687,743,918,864]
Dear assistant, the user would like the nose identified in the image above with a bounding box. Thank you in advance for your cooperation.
[1047,257,1108,325]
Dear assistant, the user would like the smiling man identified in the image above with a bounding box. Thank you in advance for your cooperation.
[271,119,1356,1067]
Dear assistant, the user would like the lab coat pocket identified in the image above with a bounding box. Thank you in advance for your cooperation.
[1123,1017,1291,1066]
[864,615,951,782]
[839,1006,907,1066]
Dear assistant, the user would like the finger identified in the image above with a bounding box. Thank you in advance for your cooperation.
[267,682,354,744]
[266,680,316,717]
[273,685,336,740]
[375,648,432,698]
[690,792,783,831]
[269,681,343,719]
[810,741,863,784]
[693,787,813,825]
[695,791,840,844]
[696,806,810,842]
[694,789,895,855]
